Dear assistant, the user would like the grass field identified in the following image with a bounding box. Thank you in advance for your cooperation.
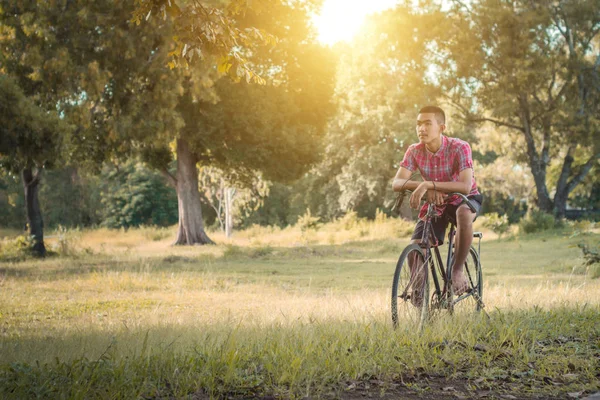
[0,219,599,399]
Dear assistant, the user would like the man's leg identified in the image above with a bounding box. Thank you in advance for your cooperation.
[451,204,476,294]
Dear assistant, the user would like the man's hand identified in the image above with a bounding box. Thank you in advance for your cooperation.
[410,182,447,209]
[426,189,447,206]
[409,182,428,209]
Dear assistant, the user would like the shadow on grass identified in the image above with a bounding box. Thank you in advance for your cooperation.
[1,307,598,399]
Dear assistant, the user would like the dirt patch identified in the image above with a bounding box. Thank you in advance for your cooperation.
[336,374,566,399]
[191,374,581,400]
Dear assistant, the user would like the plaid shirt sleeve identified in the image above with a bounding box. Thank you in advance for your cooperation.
[399,145,417,171]
[455,141,474,171]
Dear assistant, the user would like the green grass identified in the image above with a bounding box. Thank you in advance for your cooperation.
[0,224,599,399]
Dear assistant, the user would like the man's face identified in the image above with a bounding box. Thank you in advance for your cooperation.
[416,113,445,145]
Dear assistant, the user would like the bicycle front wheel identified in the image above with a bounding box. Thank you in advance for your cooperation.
[391,243,430,331]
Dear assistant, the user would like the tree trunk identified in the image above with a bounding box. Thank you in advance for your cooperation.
[22,167,46,256]
[518,95,553,213]
[553,191,568,220]
[173,138,214,245]
[225,187,234,238]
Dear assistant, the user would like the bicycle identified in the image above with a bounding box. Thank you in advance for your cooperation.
[391,191,485,330]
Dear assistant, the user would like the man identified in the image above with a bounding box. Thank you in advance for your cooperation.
[392,105,482,298]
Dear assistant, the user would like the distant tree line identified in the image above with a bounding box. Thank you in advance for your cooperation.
[1,0,598,255]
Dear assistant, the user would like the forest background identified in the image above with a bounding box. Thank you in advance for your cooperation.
[0,0,598,253]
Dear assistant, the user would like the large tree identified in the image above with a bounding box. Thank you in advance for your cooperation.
[440,0,599,217]
[133,1,336,244]
[0,0,168,255]
[0,0,85,255]
[1,0,330,248]
[0,75,64,255]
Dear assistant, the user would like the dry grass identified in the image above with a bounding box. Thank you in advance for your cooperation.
[0,220,598,398]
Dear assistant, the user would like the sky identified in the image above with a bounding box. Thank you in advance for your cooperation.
[313,0,400,45]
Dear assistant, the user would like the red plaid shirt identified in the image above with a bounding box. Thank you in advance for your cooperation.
[399,135,479,218]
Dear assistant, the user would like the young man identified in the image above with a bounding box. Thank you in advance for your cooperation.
[392,105,483,297]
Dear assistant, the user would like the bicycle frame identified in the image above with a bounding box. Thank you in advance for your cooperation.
[390,191,485,328]
[418,199,482,308]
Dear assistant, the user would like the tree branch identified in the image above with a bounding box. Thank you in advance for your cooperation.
[518,93,542,171]
[566,153,600,195]
[449,0,473,13]
[541,122,551,167]
[160,167,177,187]
[555,144,575,197]
[582,25,600,51]
[25,168,42,188]
[442,94,471,119]
[467,116,525,132]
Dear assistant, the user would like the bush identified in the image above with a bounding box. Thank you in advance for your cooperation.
[569,220,595,234]
[139,226,172,242]
[0,235,36,261]
[296,209,320,232]
[518,209,556,234]
[222,244,245,258]
[482,212,510,237]
[242,224,280,240]
[341,211,359,231]
[100,161,178,229]
[52,225,82,255]
[375,209,388,225]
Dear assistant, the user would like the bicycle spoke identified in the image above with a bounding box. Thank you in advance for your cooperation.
[448,247,483,315]
[391,244,430,331]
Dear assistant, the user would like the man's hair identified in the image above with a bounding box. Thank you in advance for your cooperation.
[418,105,445,124]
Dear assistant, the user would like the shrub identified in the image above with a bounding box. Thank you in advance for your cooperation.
[222,244,245,258]
[390,218,414,238]
[0,235,35,261]
[100,161,178,229]
[53,225,82,255]
[221,244,273,259]
[482,212,510,237]
[518,209,556,234]
[375,209,388,225]
[591,264,600,279]
[569,220,595,234]
[249,245,274,258]
[242,224,280,239]
[296,209,320,232]
[139,226,172,242]
[339,211,359,231]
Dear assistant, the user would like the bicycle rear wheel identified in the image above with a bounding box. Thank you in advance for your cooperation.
[391,244,430,331]
[447,246,482,314]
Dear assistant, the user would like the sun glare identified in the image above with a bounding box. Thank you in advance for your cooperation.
[313,0,399,45]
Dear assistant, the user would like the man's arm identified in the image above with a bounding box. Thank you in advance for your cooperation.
[393,166,448,206]
[392,167,421,192]
[409,168,473,209]
[416,168,472,194]
[394,167,472,193]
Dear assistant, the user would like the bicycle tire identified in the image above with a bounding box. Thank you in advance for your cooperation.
[447,246,482,314]
[391,243,430,331]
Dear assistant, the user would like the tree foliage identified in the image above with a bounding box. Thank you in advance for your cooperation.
[289,5,454,220]
[100,161,179,229]
[440,0,599,216]
[131,0,278,82]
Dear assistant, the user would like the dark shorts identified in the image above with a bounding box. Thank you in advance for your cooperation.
[411,194,483,245]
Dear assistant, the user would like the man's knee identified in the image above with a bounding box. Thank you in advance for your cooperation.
[456,205,475,226]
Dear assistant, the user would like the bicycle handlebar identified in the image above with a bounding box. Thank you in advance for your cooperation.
[446,192,477,213]
[392,190,477,214]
